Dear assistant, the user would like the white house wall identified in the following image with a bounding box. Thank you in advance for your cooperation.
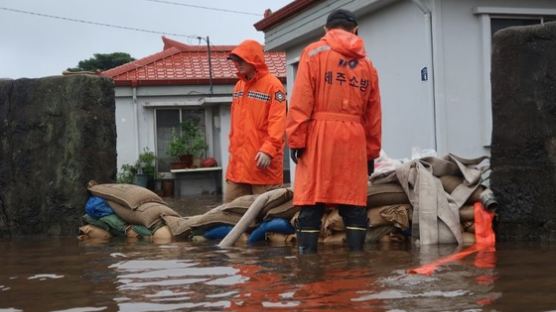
[360,1,436,158]
[115,96,137,171]
[114,84,233,196]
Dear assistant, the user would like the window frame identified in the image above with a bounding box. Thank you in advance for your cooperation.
[474,7,556,147]
[154,106,213,173]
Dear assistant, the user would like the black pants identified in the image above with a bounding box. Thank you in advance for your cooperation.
[297,203,368,230]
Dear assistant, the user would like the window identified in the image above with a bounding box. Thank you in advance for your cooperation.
[491,17,548,37]
[155,108,206,172]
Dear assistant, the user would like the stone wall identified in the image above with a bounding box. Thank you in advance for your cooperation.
[491,22,556,241]
[0,75,116,236]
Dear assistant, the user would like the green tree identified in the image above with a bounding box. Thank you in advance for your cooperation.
[67,52,135,72]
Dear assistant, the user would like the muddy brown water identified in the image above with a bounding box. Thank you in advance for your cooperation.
[2,238,556,311]
[2,196,556,311]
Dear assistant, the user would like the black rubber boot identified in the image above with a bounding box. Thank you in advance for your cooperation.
[297,230,320,254]
[345,227,367,251]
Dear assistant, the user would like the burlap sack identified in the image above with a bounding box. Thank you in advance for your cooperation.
[321,232,346,245]
[379,204,412,230]
[264,200,299,220]
[459,205,474,221]
[161,208,250,239]
[88,183,166,210]
[79,224,111,240]
[108,200,180,229]
[367,183,409,208]
[152,225,173,243]
[323,205,411,232]
[367,225,397,242]
[221,188,293,217]
[439,176,485,204]
[462,231,475,245]
[462,221,475,233]
[266,232,296,245]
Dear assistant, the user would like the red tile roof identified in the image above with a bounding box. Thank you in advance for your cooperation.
[102,36,286,87]
[254,0,319,32]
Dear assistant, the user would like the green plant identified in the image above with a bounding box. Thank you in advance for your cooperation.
[167,120,208,158]
[116,148,157,184]
[136,147,156,179]
[117,163,137,184]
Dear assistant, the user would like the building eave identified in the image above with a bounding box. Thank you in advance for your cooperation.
[254,0,320,31]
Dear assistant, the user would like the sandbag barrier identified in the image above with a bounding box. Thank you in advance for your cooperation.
[79,154,496,247]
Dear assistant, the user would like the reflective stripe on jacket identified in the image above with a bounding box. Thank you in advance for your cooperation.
[226,40,287,185]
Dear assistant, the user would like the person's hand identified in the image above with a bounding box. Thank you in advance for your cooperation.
[290,148,305,164]
[255,152,271,169]
[367,159,375,176]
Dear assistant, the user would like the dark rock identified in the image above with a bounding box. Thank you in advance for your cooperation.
[491,22,556,241]
[0,75,116,237]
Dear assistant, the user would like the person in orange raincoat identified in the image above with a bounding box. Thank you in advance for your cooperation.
[224,40,287,203]
[286,10,382,253]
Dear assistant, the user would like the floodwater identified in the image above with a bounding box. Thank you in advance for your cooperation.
[1,238,556,312]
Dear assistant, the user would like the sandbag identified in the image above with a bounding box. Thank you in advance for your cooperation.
[367,183,409,207]
[161,209,249,239]
[322,226,405,244]
[88,183,166,209]
[79,224,111,240]
[439,175,485,204]
[266,233,296,245]
[459,205,474,221]
[152,225,173,243]
[323,205,411,233]
[462,231,475,245]
[379,204,412,230]
[221,188,293,217]
[264,200,299,220]
[108,200,179,229]
[462,221,475,233]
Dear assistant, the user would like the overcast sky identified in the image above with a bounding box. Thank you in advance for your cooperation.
[0,0,292,79]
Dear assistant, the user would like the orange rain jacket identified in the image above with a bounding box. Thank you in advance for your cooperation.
[226,40,287,185]
[286,29,382,206]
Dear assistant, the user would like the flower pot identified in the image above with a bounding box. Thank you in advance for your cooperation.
[162,179,174,197]
[179,154,193,168]
[133,174,149,188]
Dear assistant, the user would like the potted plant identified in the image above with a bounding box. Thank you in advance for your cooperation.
[135,147,156,188]
[168,120,207,168]
[117,163,137,184]
[116,148,157,189]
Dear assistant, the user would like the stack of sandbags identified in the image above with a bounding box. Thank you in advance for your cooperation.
[267,183,413,245]
[161,187,294,240]
[440,174,488,245]
[369,154,493,245]
[79,182,177,242]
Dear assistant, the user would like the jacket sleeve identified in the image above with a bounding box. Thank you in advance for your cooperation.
[286,48,315,149]
[363,63,382,160]
[259,80,287,158]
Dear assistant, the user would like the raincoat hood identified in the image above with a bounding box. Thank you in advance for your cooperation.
[229,40,268,80]
[323,29,366,59]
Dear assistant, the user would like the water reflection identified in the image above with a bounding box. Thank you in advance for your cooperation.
[1,238,556,311]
